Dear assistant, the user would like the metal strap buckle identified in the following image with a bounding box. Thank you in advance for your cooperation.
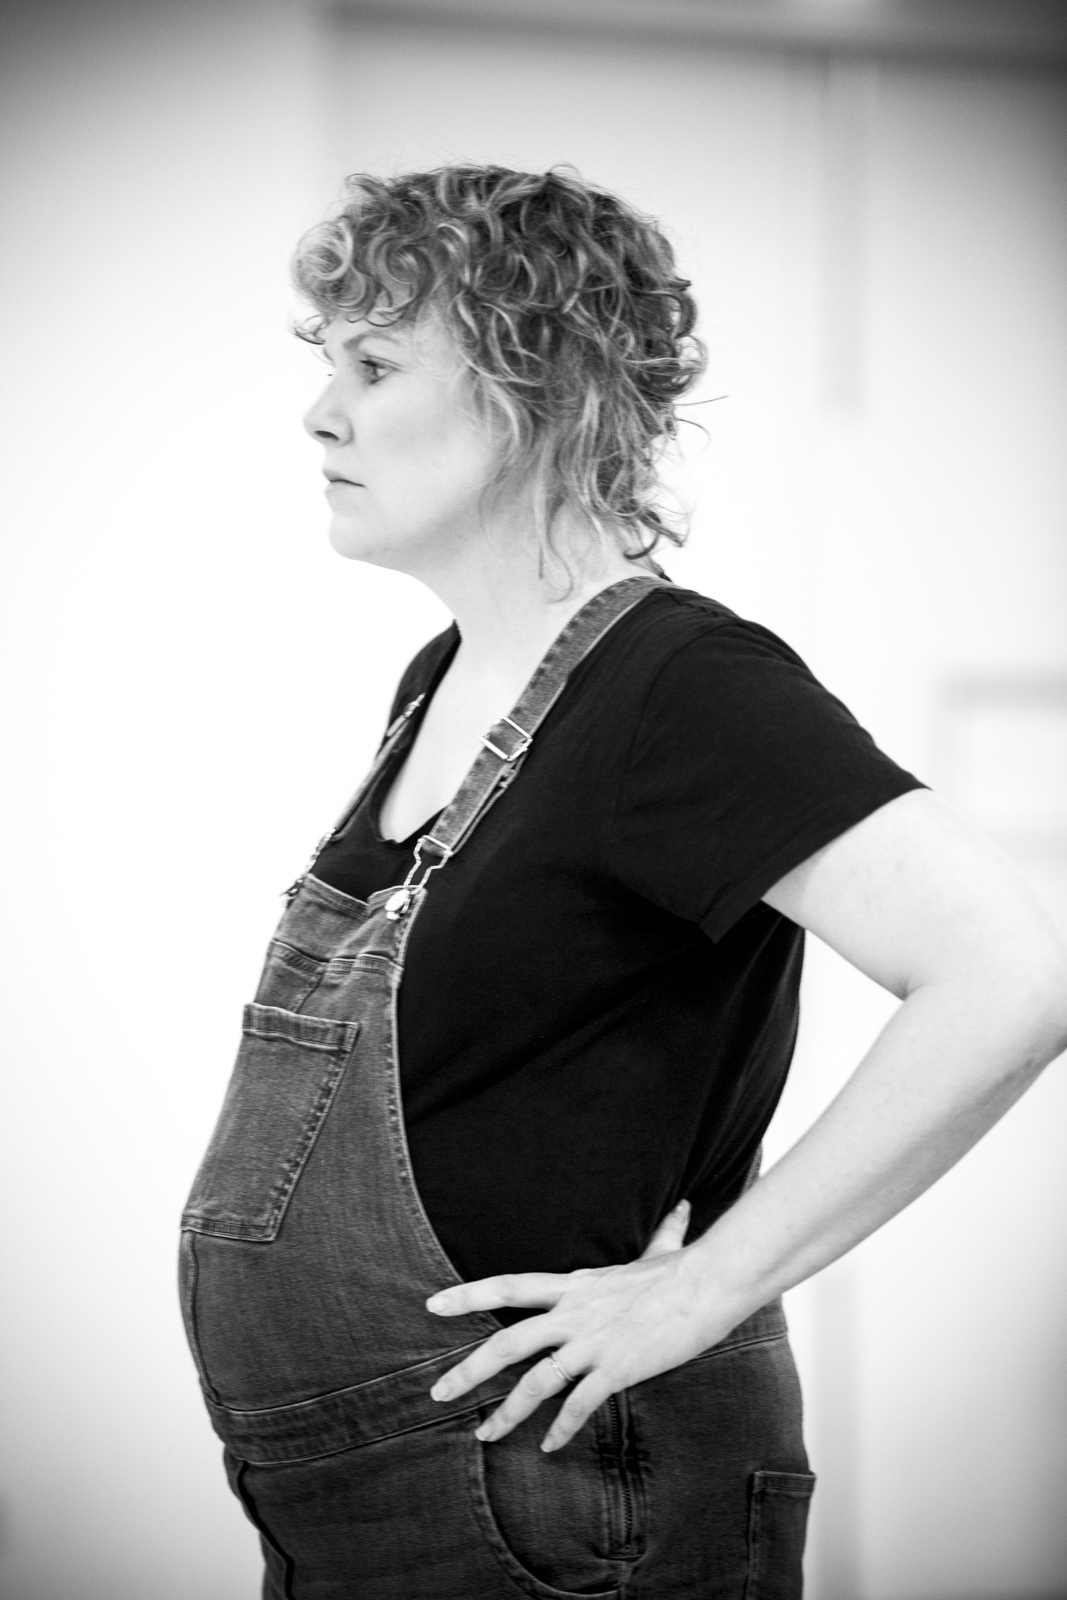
[480,715,533,763]
[382,694,425,741]
[384,833,454,920]
[411,833,452,871]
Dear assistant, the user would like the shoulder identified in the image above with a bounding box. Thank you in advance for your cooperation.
[617,585,824,713]
[609,586,924,939]
[616,582,921,814]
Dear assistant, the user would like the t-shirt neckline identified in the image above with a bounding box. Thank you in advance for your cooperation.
[370,623,460,848]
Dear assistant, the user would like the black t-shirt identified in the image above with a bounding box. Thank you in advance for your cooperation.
[313,585,923,1293]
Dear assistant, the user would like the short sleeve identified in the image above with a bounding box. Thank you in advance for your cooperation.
[610,619,925,941]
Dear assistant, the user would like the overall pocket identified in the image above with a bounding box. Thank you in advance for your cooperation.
[252,937,329,1012]
[468,1406,621,1599]
[182,1003,359,1243]
[743,1469,816,1600]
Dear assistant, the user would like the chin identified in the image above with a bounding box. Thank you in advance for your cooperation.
[328,514,416,571]
[329,515,384,563]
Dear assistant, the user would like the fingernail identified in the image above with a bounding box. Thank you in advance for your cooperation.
[540,1436,559,1453]
[475,1421,496,1442]
[426,1293,450,1312]
[430,1380,450,1402]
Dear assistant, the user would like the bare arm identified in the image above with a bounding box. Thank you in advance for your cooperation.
[697,788,1067,1314]
[426,790,1067,1449]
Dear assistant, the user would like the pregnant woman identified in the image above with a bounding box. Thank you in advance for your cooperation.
[179,165,1067,1599]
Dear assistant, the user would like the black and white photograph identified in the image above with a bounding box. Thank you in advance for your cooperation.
[2,3,1067,1597]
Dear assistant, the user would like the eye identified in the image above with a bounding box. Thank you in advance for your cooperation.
[360,356,388,384]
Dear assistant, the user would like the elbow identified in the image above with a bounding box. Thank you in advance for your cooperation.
[1041,973,1067,1063]
[917,924,1067,1074]
[998,941,1067,1068]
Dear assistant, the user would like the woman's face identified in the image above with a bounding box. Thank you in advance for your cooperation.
[303,309,499,572]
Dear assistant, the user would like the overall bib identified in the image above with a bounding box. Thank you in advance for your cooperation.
[179,577,814,1599]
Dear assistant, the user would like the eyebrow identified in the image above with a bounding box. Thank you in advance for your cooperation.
[336,327,406,358]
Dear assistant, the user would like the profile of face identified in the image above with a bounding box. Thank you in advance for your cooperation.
[302,311,500,574]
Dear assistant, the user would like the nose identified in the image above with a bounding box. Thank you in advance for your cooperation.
[302,378,351,445]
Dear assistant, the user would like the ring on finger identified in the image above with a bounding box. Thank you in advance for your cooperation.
[547,1350,574,1386]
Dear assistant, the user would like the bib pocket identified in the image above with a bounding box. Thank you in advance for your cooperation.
[253,937,329,1012]
[182,1003,359,1243]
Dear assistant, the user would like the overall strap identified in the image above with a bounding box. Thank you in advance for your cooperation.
[383,574,662,920]
[283,693,427,904]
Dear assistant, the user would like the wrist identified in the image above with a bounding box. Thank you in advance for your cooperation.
[678,1211,782,1337]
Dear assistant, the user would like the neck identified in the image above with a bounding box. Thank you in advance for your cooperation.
[404,508,652,679]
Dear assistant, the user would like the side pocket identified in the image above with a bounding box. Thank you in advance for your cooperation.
[466,1417,620,1600]
[181,1003,359,1243]
[743,1470,816,1600]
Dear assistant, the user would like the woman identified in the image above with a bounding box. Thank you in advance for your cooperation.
[180,166,1067,1599]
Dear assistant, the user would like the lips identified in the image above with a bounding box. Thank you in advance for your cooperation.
[325,473,363,486]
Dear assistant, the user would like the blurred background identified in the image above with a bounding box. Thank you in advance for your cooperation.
[1,2,1065,1595]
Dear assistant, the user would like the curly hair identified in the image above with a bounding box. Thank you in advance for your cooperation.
[292,164,705,568]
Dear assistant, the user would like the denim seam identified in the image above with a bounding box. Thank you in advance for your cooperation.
[267,941,326,977]
[181,1233,221,1404]
[215,1340,491,1420]
[243,1029,348,1054]
[232,1458,298,1598]
[300,872,370,914]
[243,1009,358,1050]
[232,1400,502,1466]
[383,896,507,1332]
[689,1328,787,1366]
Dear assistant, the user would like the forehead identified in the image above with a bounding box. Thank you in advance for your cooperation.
[322,314,409,352]
[322,308,455,364]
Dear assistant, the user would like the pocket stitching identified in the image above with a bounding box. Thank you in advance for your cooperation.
[243,1001,357,1052]
[266,939,327,977]
[244,1028,345,1055]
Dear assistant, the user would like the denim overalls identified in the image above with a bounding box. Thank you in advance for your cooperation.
[179,576,814,1599]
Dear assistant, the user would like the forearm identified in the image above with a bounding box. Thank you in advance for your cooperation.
[686,969,1067,1327]
[427,796,1067,1452]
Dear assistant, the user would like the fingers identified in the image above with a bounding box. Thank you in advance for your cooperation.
[469,1348,615,1452]
[430,1317,552,1404]
[639,1198,690,1258]
[540,1370,615,1453]
[428,1232,692,1453]
[472,1351,577,1443]
[426,1271,568,1317]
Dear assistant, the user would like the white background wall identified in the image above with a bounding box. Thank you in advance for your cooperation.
[1,3,1065,1596]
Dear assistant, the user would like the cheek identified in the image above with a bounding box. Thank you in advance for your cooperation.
[370,394,495,518]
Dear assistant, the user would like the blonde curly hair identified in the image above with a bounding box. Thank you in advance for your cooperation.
[292,164,705,569]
